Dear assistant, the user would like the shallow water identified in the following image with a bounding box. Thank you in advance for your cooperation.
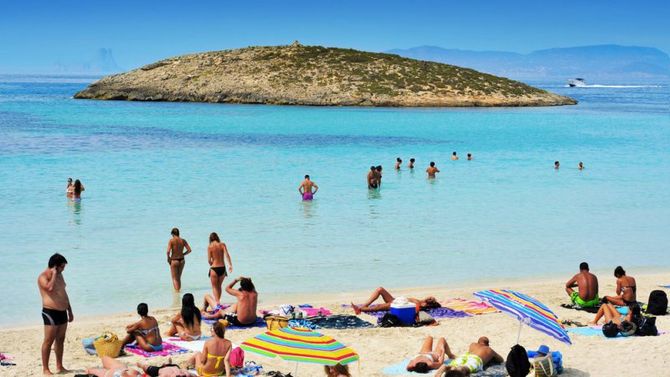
[1,76,669,325]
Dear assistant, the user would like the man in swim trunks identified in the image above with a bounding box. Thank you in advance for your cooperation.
[298,175,319,201]
[434,337,503,376]
[408,158,415,169]
[426,161,440,178]
[367,166,379,189]
[565,262,599,308]
[395,157,402,170]
[38,253,73,375]
[166,227,192,291]
[406,336,454,373]
[209,277,258,326]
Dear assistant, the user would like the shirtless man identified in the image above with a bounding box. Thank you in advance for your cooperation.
[467,153,473,161]
[565,262,599,308]
[395,158,402,170]
[408,158,416,169]
[451,152,459,161]
[203,277,258,326]
[298,175,319,201]
[375,166,383,186]
[433,337,503,376]
[351,286,440,314]
[406,336,453,373]
[426,161,440,178]
[166,227,192,291]
[208,232,233,303]
[578,162,584,170]
[554,161,560,170]
[367,166,379,189]
[38,253,73,375]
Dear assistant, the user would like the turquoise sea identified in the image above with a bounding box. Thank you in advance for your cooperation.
[1,75,669,326]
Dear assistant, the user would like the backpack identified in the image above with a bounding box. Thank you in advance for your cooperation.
[646,290,668,315]
[506,344,531,377]
[602,321,620,338]
[636,316,658,336]
[379,313,403,327]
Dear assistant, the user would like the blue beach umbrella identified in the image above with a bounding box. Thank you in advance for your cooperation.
[474,289,571,345]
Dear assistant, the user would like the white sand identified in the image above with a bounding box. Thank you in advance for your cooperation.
[1,272,669,377]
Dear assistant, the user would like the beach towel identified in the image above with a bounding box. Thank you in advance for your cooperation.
[164,337,214,353]
[442,298,498,315]
[203,317,266,329]
[124,342,189,357]
[309,315,375,329]
[361,307,469,322]
[559,303,601,313]
[0,353,15,367]
[382,359,505,376]
[568,325,666,339]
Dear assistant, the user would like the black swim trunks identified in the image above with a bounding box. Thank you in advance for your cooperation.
[42,307,68,326]
[209,266,227,277]
[223,313,256,327]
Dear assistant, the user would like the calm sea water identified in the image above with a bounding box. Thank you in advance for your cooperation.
[1,75,669,325]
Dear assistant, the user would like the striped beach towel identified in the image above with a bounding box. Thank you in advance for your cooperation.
[442,298,498,315]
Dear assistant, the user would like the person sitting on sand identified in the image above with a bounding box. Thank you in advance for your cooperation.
[590,301,641,326]
[298,175,319,201]
[406,336,453,373]
[433,336,504,377]
[565,262,599,308]
[426,162,440,178]
[203,277,258,326]
[167,293,202,341]
[351,287,440,314]
[167,227,192,292]
[324,363,351,377]
[451,152,459,161]
[187,321,232,377]
[208,232,233,304]
[86,356,191,377]
[395,157,402,170]
[121,303,163,352]
[602,266,636,306]
[408,158,416,169]
[368,166,379,189]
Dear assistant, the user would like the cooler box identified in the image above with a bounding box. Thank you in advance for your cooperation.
[390,302,416,325]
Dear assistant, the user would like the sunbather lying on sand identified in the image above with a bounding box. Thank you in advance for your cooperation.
[433,336,503,377]
[589,302,641,326]
[86,356,190,377]
[406,336,454,373]
[351,286,440,314]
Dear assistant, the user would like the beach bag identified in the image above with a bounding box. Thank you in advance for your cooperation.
[230,347,245,368]
[619,320,637,336]
[532,355,556,377]
[505,344,531,377]
[636,316,658,336]
[602,321,620,338]
[414,311,436,326]
[646,290,667,315]
[265,315,289,330]
[93,332,123,358]
[379,313,403,327]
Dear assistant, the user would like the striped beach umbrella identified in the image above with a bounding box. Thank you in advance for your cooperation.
[474,289,571,345]
[240,327,359,366]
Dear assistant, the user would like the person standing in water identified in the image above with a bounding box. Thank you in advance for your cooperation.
[426,162,440,178]
[451,152,459,161]
[395,157,402,170]
[408,158,415,169]
[554,161,560,170]
[467,153,473,161]
[71,179,85,199]
[38,253,73,375]
[208,232,233,304]
[298,175,319,201]
[375,165,383,187]
[367,166,379,189]
[65,178,73,196]
[167,227,192,292]
[578,162,584,170]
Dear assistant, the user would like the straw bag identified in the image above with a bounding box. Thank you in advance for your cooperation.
[93,332,123,358]
[532,355,556,377]
[264,315,289,330]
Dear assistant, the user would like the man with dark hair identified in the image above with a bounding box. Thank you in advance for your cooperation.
[38,253,73,375]
[166,227,191,292]
[298,175,318,201]
[565,262,599,308]
[395,157,402,170]
[375,165,383,187]
[408,158,416,169]
[367,166,379,189]
[433,337,503,376]
[426,161,440,178]
[204,276,258,326]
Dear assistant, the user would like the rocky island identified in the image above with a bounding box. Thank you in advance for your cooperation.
[74,42,576,107]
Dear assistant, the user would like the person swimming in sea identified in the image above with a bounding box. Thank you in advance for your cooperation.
[451,151,459,161]
[426,161,440,178]
[467,153,473,161]
[395,157,402,170]
[408,158,415,169]
[367,166,379,189]
[166,227,191,291]
[207,232,233,304]
[298,175,319,201]
[578,161,584,170]
[554,161,560,170]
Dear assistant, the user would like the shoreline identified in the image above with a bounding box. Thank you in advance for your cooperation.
[2,271,668,377]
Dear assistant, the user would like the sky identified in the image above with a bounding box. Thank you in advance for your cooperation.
[0,0,668,73]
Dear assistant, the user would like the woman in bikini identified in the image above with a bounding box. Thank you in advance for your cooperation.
[167,293,202,341]
[72,179,84,199]
[208,232,233,304]
[121,303,162,352]
[406,336,454,373]
[351,286,441,314]
[86,357,191,377]
[188,321,232,377]
[603,266,637,306]
[166,227,192,291]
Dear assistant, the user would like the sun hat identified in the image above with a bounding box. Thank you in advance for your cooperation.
[537,344,550,356]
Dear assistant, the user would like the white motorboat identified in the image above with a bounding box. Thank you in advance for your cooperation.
[567,78,587,87]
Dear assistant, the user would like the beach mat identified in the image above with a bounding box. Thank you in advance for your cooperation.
[362,307,470,321]
[203,317,266,329]
[309,315,375,329]
[164,337,212,353]
[566,326,666,338]
[124,342,189,357]
[383,359,505,376]
[442,298,498,315]
[560,303,600,313]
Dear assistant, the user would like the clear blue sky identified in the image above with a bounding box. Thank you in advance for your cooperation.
[1,0,668,72]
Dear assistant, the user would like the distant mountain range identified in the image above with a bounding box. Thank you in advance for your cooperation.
[54,48,122,74]
[387,45,670,82]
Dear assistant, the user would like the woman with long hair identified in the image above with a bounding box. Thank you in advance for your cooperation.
[207,232,233,304]
[72,179,85,199]
[167,293,202,341]
[324,363,351,377]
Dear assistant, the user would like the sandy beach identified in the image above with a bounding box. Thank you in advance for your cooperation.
[2,271,668,377]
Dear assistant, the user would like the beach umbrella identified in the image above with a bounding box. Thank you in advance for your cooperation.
[474,289,571,345]
[241,326,359,368]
